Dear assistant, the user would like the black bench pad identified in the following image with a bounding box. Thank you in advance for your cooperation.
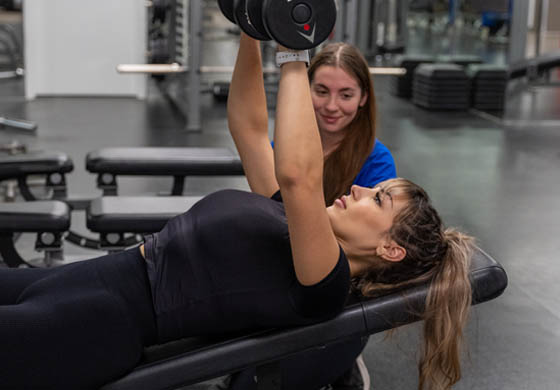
[0,151,74,181]
[509,53,560,79]
[101,248,507,390]
[86,147,244,176]
[0,201,71,232]
[87,196,202,233]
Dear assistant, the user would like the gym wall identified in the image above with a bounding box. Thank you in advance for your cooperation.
[24,0,147,99]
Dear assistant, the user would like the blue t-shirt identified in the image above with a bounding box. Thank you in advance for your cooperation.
[271,139,396,188]
[352,139,397,187]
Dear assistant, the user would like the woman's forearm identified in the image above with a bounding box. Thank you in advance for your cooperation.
[274,61,323,189]
[274,61,339,287]
[227,33,268,135]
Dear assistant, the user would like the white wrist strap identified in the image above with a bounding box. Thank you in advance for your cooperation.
[275,50,310,67]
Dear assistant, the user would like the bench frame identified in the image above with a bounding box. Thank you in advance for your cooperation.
[101,248,507,390]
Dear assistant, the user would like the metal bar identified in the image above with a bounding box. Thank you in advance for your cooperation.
[344,0,358,44]
[356,0,372,53]
[0,116,37,132]
[387,0,397,44]
[118,64,406,76]
[187,0,202,132]
[0,69,24,79]
[201,65,278,74]
[117,63,188,74]
[399,0,409,50]
[508,0,530,63]
[334,0,345,42]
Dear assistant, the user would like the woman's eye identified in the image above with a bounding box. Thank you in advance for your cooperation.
[374,193,381,205]
[342,94,353,99]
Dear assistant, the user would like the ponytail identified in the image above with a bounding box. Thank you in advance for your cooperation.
[418,229,474,390]
[352,179,475,389]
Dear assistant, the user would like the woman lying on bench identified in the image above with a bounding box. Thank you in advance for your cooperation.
[0,45,473,390]
[227,33,396,390]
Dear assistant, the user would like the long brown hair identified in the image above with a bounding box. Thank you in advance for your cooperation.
[308,43,376,205]
[354,179,473,390]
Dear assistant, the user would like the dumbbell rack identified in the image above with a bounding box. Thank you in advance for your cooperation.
[118,0,408,132]
[335,0,408,58]
[119,0,202,131]
[121,0,288,132]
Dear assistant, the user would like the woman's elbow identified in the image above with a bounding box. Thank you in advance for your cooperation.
[275,165,322,192]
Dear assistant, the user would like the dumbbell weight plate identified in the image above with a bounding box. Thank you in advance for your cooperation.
[263,0,336,50]
[217,0,235,23]
[246,0,270,40]
[234,0,271,41]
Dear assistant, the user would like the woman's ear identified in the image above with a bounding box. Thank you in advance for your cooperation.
[376,239,406,262]
[359,92,368,108]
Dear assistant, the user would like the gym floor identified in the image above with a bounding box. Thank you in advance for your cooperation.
[2,5,560,390]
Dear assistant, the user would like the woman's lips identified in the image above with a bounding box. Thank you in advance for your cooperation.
[322,115,339,124]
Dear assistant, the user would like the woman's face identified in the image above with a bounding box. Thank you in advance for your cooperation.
[327,182,407,255]
[310,65,368,135]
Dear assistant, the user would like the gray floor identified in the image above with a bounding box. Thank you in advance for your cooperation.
[2,6,560,390]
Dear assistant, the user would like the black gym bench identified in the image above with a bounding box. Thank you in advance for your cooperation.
[86,147,244,196]
[0,151,74,267]
[87,196,202,250]
[0,200,71,267]
[1,195,507,390]
[0,150,73,201]
[86,196,507,390]
[101,246,507,390]
[509,53,560,80]
[0,147,244,256]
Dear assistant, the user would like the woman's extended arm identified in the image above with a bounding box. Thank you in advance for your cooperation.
[227,33,278,197]
[274,59,340,286]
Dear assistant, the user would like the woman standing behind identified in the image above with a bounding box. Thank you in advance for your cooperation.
[309,42,396,204]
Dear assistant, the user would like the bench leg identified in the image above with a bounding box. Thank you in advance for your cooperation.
[16,176,68,201]
[256,362,282,390]
[0,234,35,268]
[65,231,101,250]
[171,176,186,195]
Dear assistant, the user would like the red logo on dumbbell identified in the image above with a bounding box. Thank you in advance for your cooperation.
[298,23,315,44]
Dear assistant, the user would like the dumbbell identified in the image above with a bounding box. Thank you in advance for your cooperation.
[217,0,337,50]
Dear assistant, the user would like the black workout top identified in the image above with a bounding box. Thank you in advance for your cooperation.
[143,189,350,343]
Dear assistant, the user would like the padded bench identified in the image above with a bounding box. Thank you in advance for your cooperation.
[0,151,74,200]
[509,53,560,80]
[0,200,71,267]
[87,196,202,249]
[86,147,244,196]
[101,247,507,390]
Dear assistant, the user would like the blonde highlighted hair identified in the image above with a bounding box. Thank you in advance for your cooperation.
[354,178,473,390]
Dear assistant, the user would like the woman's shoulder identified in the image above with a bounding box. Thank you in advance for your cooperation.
[368,139,394,161]
[353,139,397,187]
[199,189,285,217]
[203,189,272,202]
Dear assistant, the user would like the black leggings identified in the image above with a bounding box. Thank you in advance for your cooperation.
[0,248,156,390]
